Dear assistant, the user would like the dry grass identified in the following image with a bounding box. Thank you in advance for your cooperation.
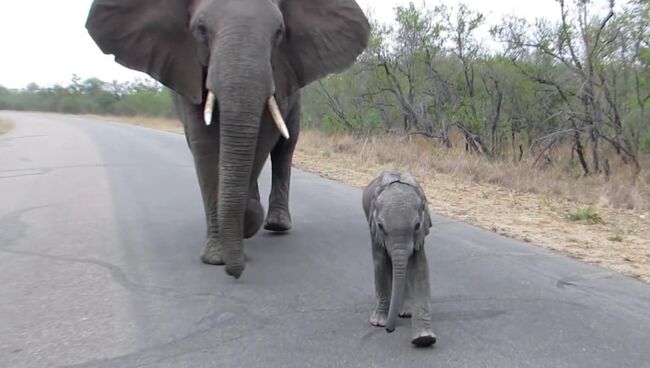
[303,132,650,211]
[0,118,15,135]
[82,115,650,282]
[294,131,650,282]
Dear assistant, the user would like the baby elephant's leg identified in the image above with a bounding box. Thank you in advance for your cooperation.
[370,246,391,327]
[399,282,412,318]
[408,250,437,347]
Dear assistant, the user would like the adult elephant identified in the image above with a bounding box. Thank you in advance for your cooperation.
[85,0,370,278]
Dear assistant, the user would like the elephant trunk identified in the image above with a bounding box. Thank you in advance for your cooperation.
[209,25,274,278]
[385,249,409,332]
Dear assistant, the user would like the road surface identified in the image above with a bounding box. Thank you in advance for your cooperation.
[1,112,649,368]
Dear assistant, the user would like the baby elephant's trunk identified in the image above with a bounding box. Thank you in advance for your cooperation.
[385,249,409,332]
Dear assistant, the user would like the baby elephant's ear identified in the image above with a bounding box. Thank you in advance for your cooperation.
[418,185,432,237]
[422,203,433,236]
[414,205,431,251]
[373,185,383,200]
[403,174,431,233]
[369,209,384,248]
[413,180,432,249]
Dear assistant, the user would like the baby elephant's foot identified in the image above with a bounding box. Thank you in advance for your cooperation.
[399,310,412,318]
[370,309,388,327]
[411,329,437,347]
[200,238,224,265]
[264,207,292,232]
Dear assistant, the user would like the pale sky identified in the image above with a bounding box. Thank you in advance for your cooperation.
[0,0,560,89]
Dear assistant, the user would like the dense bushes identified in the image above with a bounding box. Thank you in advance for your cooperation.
[0,76,175,118]
[302,0,649,177]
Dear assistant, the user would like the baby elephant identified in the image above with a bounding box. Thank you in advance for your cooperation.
[362,171,436,347]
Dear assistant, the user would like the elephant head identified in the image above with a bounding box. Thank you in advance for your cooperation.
[86,0,370,278]
[368,171,432,332]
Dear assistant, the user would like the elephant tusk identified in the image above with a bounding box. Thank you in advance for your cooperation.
[268,96,290,140]
[204,91,216,126]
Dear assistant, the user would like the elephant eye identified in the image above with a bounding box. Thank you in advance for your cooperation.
[274,26,284,46]
[193,22,208,43]
[414,222,421,231]
[377,222,386,233]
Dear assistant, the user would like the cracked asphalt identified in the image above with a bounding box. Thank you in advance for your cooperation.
[1,111,650,368]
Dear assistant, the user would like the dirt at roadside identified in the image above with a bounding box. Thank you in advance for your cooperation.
[0,118,15,135]
[293,136,650,283]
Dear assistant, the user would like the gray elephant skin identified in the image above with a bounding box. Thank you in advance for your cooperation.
[85,0,370,278]
[362,171,437,347]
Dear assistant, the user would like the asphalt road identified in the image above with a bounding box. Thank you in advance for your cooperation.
[1,111,649,368]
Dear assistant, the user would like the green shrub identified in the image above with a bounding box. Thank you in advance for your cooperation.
[566,206,603,223]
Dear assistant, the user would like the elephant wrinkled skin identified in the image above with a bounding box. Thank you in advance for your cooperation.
[85,0,370,278]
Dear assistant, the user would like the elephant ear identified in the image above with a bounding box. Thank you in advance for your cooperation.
[407,175,432,237]
[368,207,384,249]
[396,172,432,250]
[86,0,204,104]
[280,0,370,89]
[366,178,386,248]
[414,201,432,251]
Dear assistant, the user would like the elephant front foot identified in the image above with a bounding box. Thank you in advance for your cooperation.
[264,207,292,232]
[370,308,388,327]
[200,238,224,265]
[399,310,412,318]
[411,329,436,347]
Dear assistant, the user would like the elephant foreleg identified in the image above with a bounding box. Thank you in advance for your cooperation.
[399,282,413,319]
[176,94,266,264]
[370,245,392,327]
[408,249,436,346]
[264,100,299,232]
[180,103,224,266]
